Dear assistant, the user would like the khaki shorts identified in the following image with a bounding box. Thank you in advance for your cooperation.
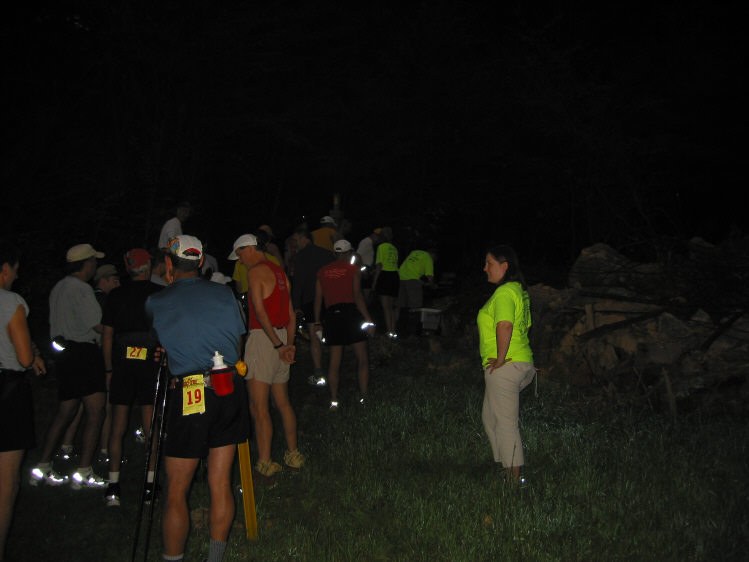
[244,328,290,384]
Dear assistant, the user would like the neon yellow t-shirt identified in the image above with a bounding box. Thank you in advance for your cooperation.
[232,253,280,294]
[398,250,434,281]
[232,261,249,294]
[375,242,398,272]
[477,281,533,366]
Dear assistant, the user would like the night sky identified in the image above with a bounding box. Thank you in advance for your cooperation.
[3,3,746,289]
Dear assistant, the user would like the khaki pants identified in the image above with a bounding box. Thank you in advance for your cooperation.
[481,362,536,468]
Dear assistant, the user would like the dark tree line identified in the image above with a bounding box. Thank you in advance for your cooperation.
[3,3,745,308]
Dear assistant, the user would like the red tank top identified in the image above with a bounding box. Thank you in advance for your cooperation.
[248,261,291,329]
[318,261,356,307]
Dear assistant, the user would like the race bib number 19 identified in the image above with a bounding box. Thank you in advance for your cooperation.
[182,375,206,416]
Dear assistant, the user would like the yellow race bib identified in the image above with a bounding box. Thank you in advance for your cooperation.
[125,346,148,360]
[182,374,206,416]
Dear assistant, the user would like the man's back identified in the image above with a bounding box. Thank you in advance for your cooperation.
[146,277,245,375]
[311,226,336,251]
[103,280,162,333]
[291,244,335,308]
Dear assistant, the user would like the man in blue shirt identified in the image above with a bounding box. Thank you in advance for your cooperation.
[146,235,247,562]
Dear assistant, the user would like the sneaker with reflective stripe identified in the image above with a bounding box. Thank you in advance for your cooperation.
[307,375,327,387]
[143,482,161,504]
[104,483,121,507]
[329,400,339,412]
[254,460,282,478]
[134,426,146,444]
[70,469,107,489]
[29,466,69,487]
[283,449,305,471]
[53,446,77,462]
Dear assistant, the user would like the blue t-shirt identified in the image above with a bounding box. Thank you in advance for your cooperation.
[146,277,246,376]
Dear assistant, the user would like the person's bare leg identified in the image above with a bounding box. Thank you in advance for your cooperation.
[38,398,82,463]
[306,323,323,371]
[107,404,129,473]
[327,346,343,403]
[269,383,297,453]
[380,295,394,334]
[139,404,158,471]
[206,445,237,540]
[60,403,83,452]
[352,341,369,396]
[0,450,24,559]
[78,391,105,468]
[98,392,112,457]
[162,456,199,557]
[246,379,273,462]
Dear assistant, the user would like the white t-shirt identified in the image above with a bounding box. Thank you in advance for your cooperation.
[356,236,375,267]
[201,253,219,275]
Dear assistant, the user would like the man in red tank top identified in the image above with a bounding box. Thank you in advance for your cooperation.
[229,234,305,479]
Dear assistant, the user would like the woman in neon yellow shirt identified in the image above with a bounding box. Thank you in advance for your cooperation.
[477,244,536,486]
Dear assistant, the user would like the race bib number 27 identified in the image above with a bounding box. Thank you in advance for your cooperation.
[126,346,148,360]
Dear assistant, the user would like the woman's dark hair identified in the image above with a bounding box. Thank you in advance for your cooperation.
[486,244,527,289]
[254,229,270,252]
[0,239,21,268]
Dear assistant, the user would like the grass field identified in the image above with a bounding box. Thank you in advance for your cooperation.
[8,326,748,562]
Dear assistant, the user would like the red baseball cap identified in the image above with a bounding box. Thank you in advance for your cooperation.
[124,248,152,270]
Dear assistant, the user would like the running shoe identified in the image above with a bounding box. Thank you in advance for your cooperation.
[134,426,146,444]
[329,400,339,412]
[254,460,282,478]
[307,375,327,387]
[283,449,305,471]
[53,446,76,462]
[143,482,161,504]
[29,466,69,487]
[104,482,121,507]
[70,469,107,490]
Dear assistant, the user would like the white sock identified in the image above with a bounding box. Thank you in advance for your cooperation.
[109,471,120,483]
[147,471,155,483]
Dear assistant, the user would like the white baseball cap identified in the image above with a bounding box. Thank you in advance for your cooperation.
[228,233,258,260]
[166,235,203,261]
[334,239,353,253]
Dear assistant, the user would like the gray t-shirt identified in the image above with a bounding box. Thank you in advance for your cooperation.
[0,288,29,370]
[158,216,182,248]
[49,275,101,343]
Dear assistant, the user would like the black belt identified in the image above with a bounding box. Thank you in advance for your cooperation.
[169,370,238,390]
[169,375,214,390]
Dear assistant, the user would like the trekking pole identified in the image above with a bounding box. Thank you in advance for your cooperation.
[131,349,169,562]
[142,363,170,562]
